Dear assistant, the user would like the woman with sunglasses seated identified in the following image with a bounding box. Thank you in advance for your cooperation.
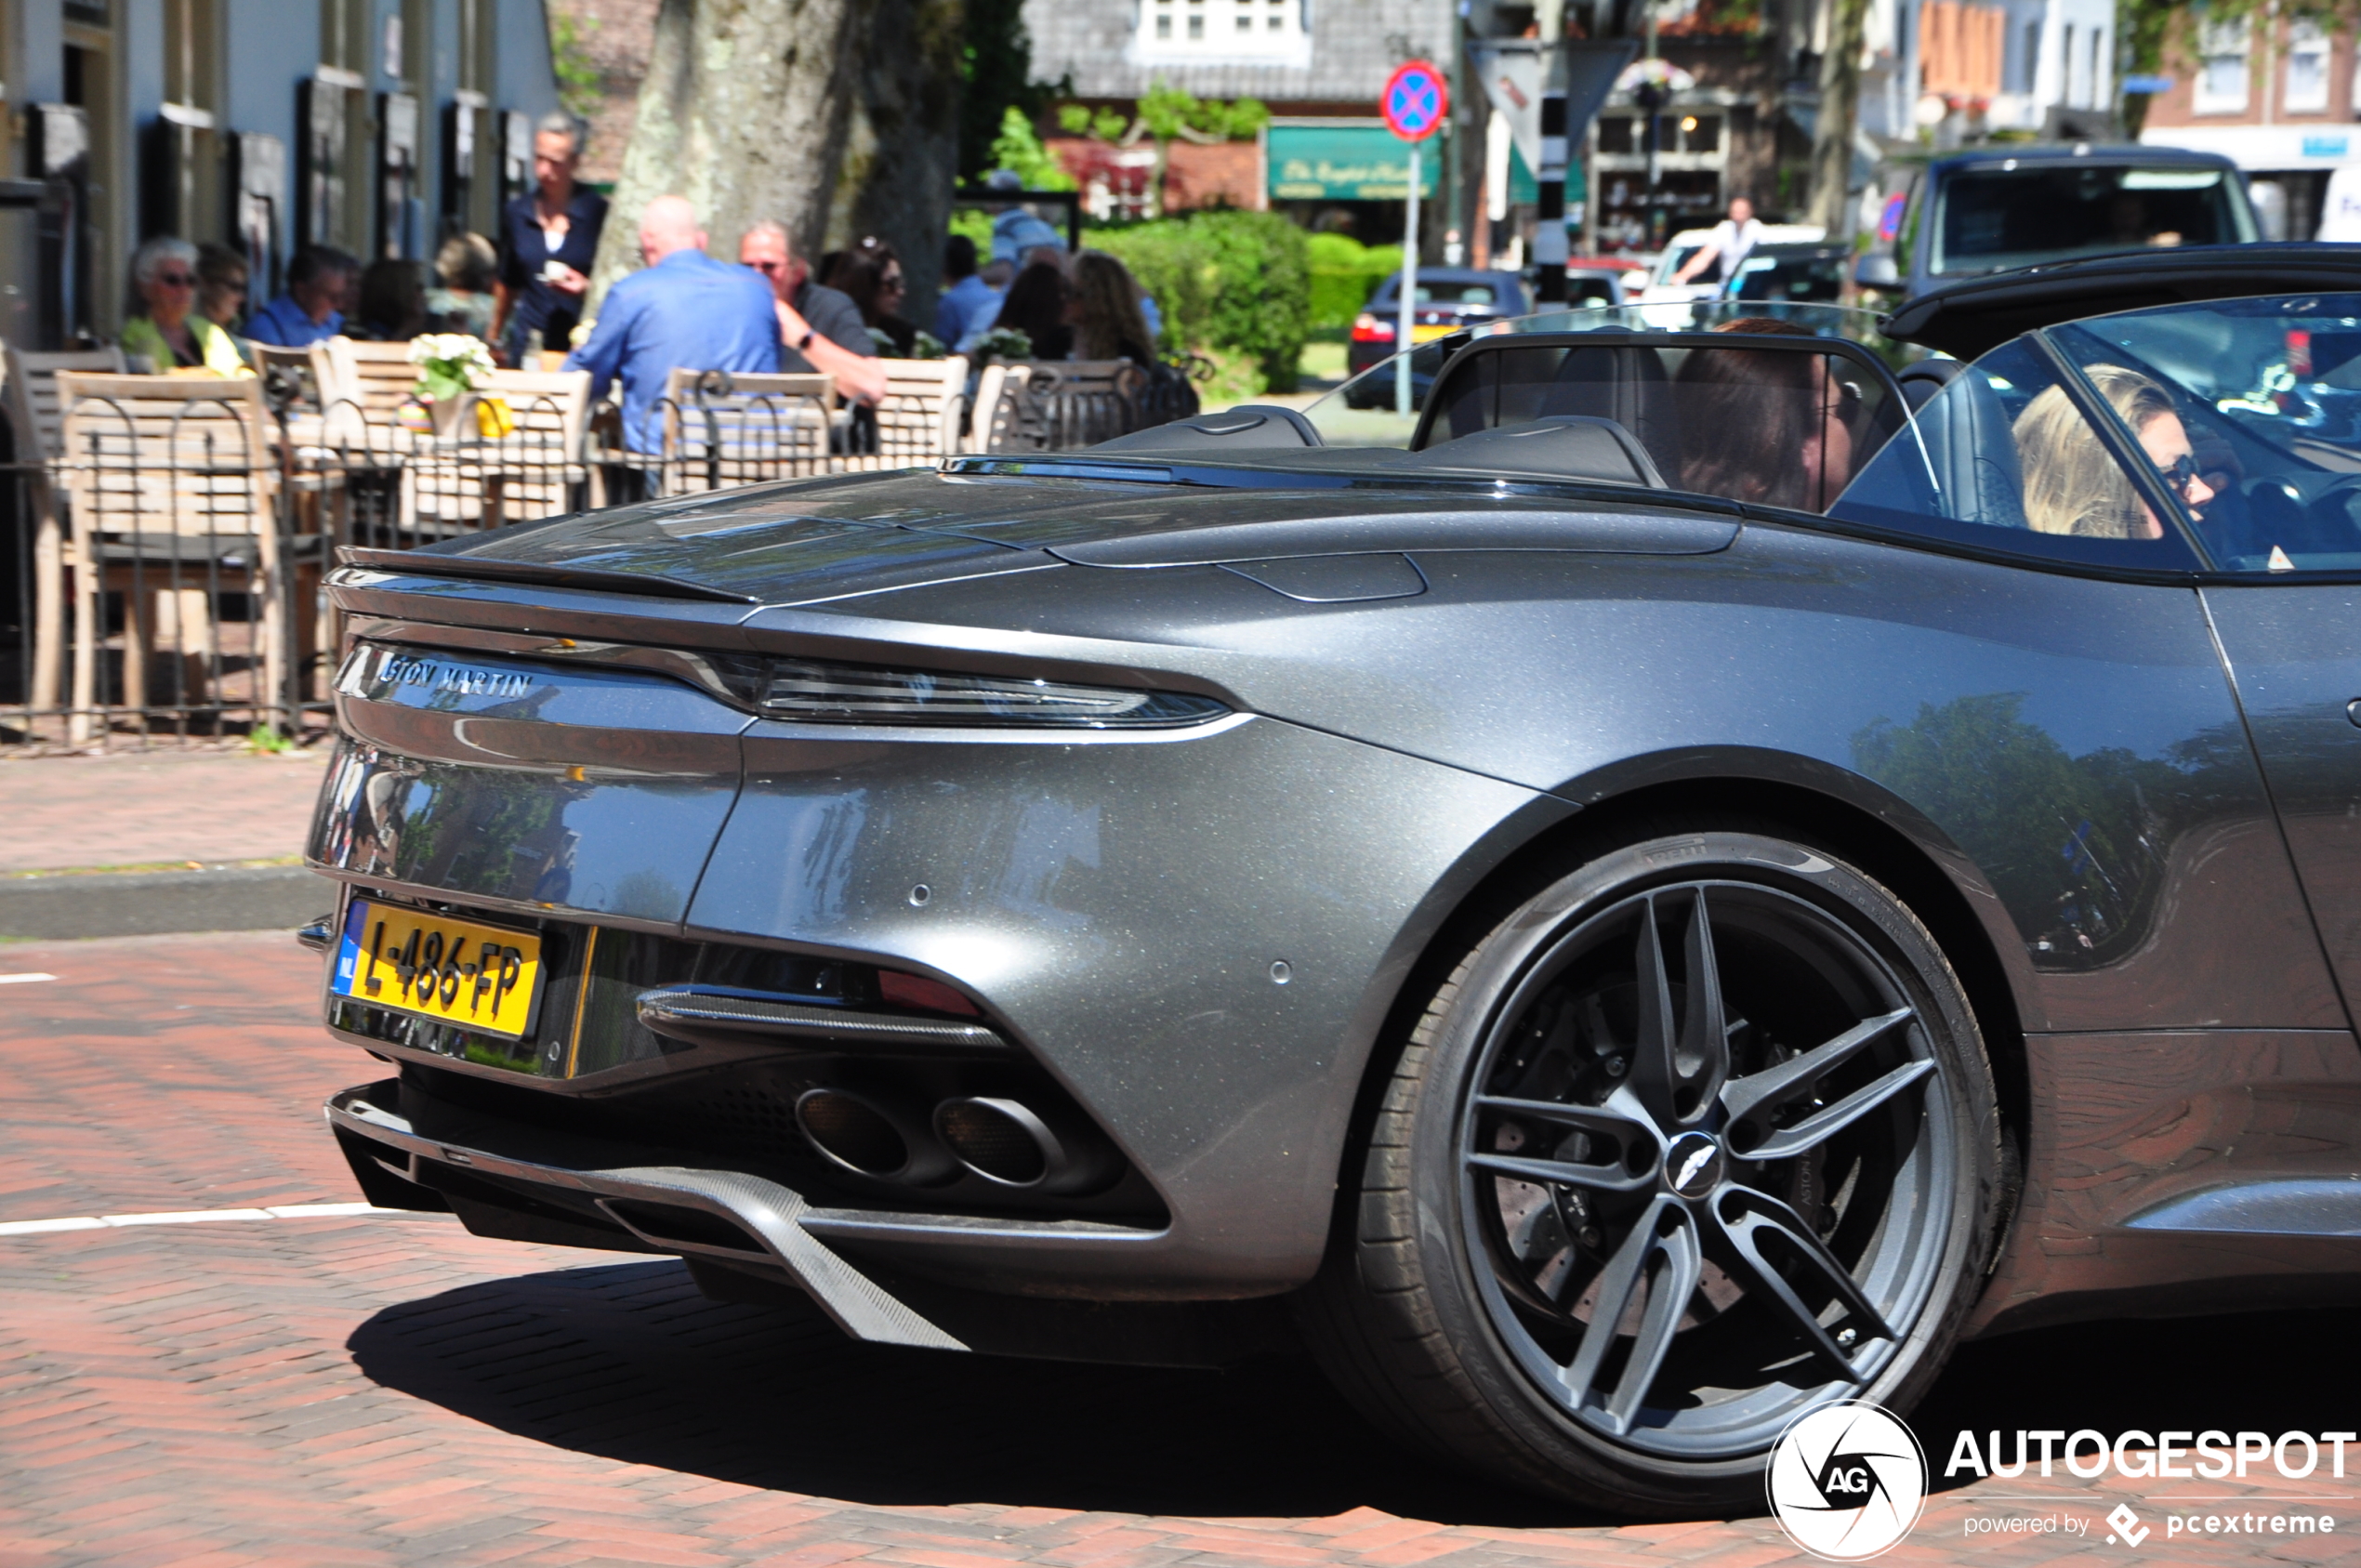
[2014,363,2212,539]
[120,237,254,378]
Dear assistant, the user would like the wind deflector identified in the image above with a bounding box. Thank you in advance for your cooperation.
[336,547,760,604]
[1884,243,2361,361]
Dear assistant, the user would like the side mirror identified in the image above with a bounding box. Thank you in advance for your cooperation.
[1854,253,1902,289]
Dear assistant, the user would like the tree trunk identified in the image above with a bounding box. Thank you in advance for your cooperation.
[831,0,965,309]
[589,0,963,316]
[1806,0,1872,238]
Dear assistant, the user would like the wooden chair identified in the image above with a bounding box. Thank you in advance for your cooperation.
[967,363,1009,455]
[975,361,1144,454]
[56,372,284,738]
[307,336,418,455]
[658,368,836,493]
[846,357,969,470]
[2,344,128,728]
[400,367,594,538]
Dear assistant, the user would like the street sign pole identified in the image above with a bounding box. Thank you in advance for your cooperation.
[1398,140,1419,415]
[1381,60,1447,423]
[1536,86,1566,304]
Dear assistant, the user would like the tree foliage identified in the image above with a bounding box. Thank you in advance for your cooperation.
[991,106,1077,191]
[1053,81,1268,213]
[1090,210,1309,392]
[959,0,1053,183]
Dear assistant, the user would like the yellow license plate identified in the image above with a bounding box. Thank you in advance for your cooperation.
[1412,323,1460,342]
[331,898,545,1039]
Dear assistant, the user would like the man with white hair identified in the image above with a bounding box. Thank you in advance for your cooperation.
[562,195,780,456]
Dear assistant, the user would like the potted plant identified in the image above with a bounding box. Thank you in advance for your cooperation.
[969,325,1035,365]
[407,334,497,440]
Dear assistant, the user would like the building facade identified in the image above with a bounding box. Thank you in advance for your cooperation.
[2137,9,2359,242]
[0,0,561,345]
[1022,0,1457,243]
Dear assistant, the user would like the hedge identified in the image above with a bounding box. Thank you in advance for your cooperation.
[1089,210,1310,393]
[1305,232,1404,331]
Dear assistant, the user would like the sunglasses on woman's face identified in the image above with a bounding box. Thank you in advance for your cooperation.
[2154,454,2204,494]
[154,272,196,288]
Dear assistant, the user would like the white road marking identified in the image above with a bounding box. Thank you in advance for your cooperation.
[0,1202,434,1237]
[0,972,59,985]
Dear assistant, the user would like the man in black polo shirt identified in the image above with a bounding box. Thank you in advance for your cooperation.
[738,220,887,405]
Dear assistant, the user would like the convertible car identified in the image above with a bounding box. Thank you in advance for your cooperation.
[307,244,2361,1514]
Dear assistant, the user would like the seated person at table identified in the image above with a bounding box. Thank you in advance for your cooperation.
[738,219,886,404]
[247,246,357,348]
[427,233,499,341]
[195,244,250,342]
[991,261,1075,361]
[119,237,253,376]
[565,194,780,453]
[348,259,426,341]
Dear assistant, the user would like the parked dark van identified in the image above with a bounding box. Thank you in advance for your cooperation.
[1856,143,2261,300]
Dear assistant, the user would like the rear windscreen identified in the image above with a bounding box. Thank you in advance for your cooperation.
[1933,165,2252,276]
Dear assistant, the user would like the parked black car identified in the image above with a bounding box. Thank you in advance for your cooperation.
[1349,266,1530,376]
[311,250,2361,1517]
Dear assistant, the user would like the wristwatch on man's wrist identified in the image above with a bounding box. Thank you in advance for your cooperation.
[796,330,815,351]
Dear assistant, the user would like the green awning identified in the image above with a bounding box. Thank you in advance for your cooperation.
[1264,122,1574,206]
[1269,124,1438,202]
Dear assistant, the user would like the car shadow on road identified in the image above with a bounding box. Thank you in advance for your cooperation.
[346,1258,1591,1524]
[348,1258,2361,1522]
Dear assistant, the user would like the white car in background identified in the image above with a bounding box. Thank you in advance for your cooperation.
[1630,222,1827,323]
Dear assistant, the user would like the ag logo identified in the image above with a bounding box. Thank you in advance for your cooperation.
[1765,1401,1928,1561]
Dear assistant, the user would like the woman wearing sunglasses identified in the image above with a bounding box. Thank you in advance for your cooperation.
[2016,362,2213,540]
[120,236,254,378]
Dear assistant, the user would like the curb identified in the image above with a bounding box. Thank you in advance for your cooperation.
[0,866,331,942]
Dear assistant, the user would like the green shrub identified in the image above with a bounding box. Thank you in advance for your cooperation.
[1303,232,1403,331]
[1091,210,1310,393]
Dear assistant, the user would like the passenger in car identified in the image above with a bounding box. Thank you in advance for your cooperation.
[1672,318,1856,509]
[2014,363,2214,539]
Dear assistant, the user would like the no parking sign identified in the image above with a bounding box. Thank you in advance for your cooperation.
[1382,60,1449,142]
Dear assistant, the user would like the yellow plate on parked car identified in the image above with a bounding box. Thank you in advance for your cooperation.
[1411,323,1462,343]
[331,898,544,1039]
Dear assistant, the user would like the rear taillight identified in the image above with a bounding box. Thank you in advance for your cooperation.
[1351,312,1394,343]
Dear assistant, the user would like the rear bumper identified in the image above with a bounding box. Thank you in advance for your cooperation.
[327,1078,965,1350]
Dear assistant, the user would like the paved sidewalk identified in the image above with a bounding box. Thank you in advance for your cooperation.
[0,748,330,876]
[3,933,2358,1567]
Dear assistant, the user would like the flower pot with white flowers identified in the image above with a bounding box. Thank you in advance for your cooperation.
[408,335,496,441]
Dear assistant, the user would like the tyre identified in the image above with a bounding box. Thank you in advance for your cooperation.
[1302,825,2003,1514]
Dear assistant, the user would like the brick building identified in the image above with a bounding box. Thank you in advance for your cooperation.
[2138,9,2359,241]
[1022,0,1457,243]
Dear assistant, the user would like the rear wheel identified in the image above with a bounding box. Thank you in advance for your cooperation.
[1302,827,2001,1513]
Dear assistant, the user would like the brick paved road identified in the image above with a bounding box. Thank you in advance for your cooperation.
[0,750,328,875]
[3,933,2357,1567]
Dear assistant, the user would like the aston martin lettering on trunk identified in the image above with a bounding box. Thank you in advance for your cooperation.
[376,655,535,702]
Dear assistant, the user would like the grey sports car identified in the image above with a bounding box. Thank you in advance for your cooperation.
[309,244,2361,1514]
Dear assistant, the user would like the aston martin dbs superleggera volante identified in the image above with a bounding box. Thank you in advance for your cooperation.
[310,245,2361,1513]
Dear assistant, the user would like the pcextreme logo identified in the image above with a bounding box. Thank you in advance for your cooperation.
[1766,1401,1929,1561]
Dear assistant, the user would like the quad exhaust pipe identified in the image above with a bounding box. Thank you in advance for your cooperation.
[794,1087,1114,1195]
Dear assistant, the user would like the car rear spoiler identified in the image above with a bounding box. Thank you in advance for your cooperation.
[1883,243,2361,360]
